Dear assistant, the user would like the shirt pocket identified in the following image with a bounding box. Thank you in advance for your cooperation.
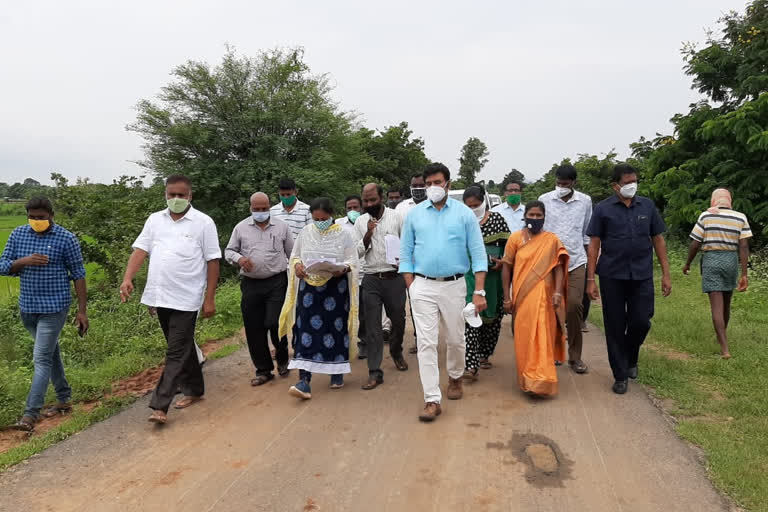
[173,233,201,257]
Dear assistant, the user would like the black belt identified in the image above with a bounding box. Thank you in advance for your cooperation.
[414,273,464,281]
[366,271,400,279]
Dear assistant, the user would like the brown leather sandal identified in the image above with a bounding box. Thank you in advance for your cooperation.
[251,374,274,386]
[173,396,203,409]
[12,416,36,432]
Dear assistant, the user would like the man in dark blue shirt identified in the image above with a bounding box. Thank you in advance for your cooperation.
[0,197,89,431]
[586,164,671,395]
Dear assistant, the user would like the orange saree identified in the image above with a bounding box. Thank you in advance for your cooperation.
[503,230,569,396]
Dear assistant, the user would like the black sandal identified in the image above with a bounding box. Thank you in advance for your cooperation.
[277,364,290,377]
[12,416,36,432]
[251,374,274,386]
[41,402,73,418]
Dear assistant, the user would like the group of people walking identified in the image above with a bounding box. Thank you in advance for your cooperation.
[0,163,752,429]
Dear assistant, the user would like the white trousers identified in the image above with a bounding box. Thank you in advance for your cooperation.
[409,277,466,404]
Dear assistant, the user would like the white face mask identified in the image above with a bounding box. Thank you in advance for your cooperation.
[619,182,638,199]
[472,204,486,220]
[555,186,572,198]
[426,185,446,203]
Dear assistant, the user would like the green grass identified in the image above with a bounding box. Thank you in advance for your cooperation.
[208,343,241,360]
[0,216,26,298]
[589,249,768,512]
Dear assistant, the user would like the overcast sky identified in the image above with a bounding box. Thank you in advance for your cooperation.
[0,0,745,186]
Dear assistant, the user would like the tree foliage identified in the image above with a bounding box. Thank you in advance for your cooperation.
[458,137,489,184]
[498,169,526,193]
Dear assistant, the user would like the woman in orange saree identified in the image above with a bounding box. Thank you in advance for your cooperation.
[501,201,569,397]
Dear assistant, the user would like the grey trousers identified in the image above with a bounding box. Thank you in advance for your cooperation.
[362,274,406,378]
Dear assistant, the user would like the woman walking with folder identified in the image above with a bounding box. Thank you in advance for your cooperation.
[279,198,360,399]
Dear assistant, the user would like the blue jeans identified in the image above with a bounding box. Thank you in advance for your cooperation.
[21,309,71,419]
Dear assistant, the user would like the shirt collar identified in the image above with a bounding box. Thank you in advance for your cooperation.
[610,194,637,207]
[426,198,452,210]
[251,216,275,227]
[163,205,196,220]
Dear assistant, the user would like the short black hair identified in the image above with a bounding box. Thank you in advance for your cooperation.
[165,174,191,187]
[387,188,402,197]
[344,195,362,207]
[525,200,546,216]
[612,164,637,183]
[310,197,334,215]
[463,184,486,203]
[411,173,424,181]
[278,178,297,190]
[504,180,524,192]
[423,162,450,182]
[555,164,577,181]
[25,197,54,214]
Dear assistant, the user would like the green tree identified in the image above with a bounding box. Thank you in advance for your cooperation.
[458,137,489,184]
[129,47,363,235]
[356,122,429,191]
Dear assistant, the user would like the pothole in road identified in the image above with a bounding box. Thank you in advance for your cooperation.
[486,432,573,487]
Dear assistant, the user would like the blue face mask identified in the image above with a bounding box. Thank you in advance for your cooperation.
[314,218,333,231]
[252,211,270,223]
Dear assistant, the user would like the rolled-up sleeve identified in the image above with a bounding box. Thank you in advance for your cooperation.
[202,219,222,261]
[64,234,86,281]
[132,217,153,253]
[398,213,415,274]
[586,204,604,238]
[0,229,17,276]
[466,212,488,273]
[224,224,243,266]
[582,199,593,246]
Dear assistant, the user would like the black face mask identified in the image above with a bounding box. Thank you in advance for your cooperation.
[526,218,545,234]
[386,200,398,209]
[364,203,383,218]
[411,187,427,203]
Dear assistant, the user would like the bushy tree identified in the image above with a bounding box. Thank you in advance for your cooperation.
[458,137,489,184]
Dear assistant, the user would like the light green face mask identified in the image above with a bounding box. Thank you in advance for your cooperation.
[167,197,190,214]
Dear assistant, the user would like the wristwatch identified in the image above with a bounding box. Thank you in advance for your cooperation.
[473,290,486,297]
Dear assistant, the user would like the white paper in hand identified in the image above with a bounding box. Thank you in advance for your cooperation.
[385,234,400,265]
[305,258,347,275]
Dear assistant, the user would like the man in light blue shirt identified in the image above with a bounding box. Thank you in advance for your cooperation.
[399,163,488,422]
[491,180,526,232]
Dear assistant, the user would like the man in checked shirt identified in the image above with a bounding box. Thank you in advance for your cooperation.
[0,197,89,432]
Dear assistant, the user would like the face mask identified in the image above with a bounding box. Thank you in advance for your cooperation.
[314,218,333,231]
[618,182,638,199]
[526,218,545,234]
[347,210,361,223]
[28,219,50,233]
[555,186,572,198]
[364,204,382,218]
[386,200,398,209]
[506,194,521,206]
[280,195,297,207]
[472,204,486,220]
[167,197,189,214]
[426,185,446,203]
[252,211,270,223]
[410,187,427,202]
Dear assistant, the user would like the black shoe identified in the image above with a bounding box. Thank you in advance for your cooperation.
[628,366,638,380]
[612,380,628,394]
[278,364,290,377]
[383,330,391,343]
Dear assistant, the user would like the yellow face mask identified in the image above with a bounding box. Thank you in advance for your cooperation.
[28,219,51,233]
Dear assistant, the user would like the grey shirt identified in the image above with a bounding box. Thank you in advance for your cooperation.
[225,216,294,279]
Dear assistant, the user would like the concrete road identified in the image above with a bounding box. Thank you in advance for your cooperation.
[0,318,733,512]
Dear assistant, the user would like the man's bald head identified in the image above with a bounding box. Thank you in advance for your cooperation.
[361,183,384,214]
[250,192,270,212]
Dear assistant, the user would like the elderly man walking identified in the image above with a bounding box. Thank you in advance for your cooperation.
[356,183,407,390]
[1,197,89,432]
[400,163,488,422]
[538,164,593,374]
[226,192,294,385]
[120,175,221,424]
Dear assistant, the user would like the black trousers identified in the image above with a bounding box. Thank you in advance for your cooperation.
[599,277,655,381]
[362,274,406,378]
[358,279,367,346]
[150,308,203,413]
[241,273,289,376]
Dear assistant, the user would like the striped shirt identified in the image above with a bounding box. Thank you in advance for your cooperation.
[354,207,403,273]
[270,200,311,240]
[690,208,752,251]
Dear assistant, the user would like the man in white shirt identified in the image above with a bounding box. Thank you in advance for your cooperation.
[491,181,525,232]
[538,164,593,374]
[356,183,407,390]
[269,178,311,240]
[395,174,428,220]
[120,175,221,424]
